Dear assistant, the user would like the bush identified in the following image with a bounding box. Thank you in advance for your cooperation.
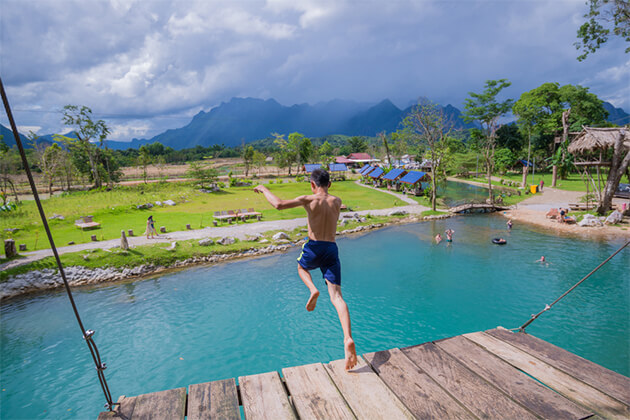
[295,175,305,182]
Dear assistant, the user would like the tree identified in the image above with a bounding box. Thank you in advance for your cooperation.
[404,101,454,210]
[348,136,368,153]
[379,132,392,166]
[0,137,20,205]
[187,162,218,189]
[462,79,514,202]
[575,0,630,61]
[61,105,110,188]
[598,130,630,214]
[137,145,152,184]
[319,141,334,158]
[253,150,266,175]
[494,148,516,175]
[36,142,64,196]
[273,133,298,175]
[242,145,254,177]
[296,135,314,169]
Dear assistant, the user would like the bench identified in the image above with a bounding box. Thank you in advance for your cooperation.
[75,216,100,230]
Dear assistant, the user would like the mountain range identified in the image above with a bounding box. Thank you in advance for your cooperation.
[2,97,628,151]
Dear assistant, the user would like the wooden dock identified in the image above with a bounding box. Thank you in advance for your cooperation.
[449,203,511,214]
[97,328,630,419]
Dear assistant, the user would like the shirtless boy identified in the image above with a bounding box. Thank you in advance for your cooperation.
[254,169,357,370]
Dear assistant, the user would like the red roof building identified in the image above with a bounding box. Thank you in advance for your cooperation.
[347,153,373,161]
[335,156,354,164]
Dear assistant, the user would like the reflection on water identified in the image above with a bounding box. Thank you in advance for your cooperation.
[1,215,628,419]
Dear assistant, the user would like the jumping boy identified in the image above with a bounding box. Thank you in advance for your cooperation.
[254,169,357,370]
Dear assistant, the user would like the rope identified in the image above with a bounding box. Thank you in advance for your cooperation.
[0,78,117,411]
[518,239,630,333]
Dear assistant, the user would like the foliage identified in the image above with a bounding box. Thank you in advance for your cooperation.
[546,141,574,180]
[575,0,630,60]
[348,136,368,153]
[319,141,334,157]
[187,161,219,189]
[493,148,516,174]
[242,145,254,176]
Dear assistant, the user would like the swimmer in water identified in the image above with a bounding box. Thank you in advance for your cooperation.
[435,233,443,244]
[507,219,513,230]
[445,229,454,242]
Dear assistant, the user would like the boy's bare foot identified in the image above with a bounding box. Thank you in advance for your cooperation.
[344,337,357,370]
[306,290,319,311]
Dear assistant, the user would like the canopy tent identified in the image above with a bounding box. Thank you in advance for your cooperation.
[328,163,348,172]
[519,159,534,167]
[382,168,407,181]
[368,167,385,179]
[303,164,323,173]
[399,171,429,185]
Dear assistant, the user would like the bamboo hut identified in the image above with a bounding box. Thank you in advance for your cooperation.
[567,127,630,212]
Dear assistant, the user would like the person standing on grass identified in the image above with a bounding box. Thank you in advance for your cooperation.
[539,179,544,192]
[253,169,357,370]
[146,215,157,239]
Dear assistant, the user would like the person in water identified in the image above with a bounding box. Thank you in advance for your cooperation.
[537,256,546,263]
[254,169,357,370]
[445,229,454,242]
[507,219,513,230]
[435,233,442,244]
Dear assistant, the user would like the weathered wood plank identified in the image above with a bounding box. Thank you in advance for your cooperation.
[239,371,296,420]
[465,332,630,420]
[403,342,538,420]
[188,378,240,420]
[487,327,630,406]
[129,387,186,420]
[97,395,136,419]
[364,348,474,419]
[437,335,592,419]
[325,356,414,420]
[282,362,356,420]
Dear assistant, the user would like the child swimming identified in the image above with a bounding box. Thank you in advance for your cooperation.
[254,169,358,370]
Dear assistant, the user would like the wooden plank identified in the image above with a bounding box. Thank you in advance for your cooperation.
[97,395,137,419]
[436,335,592,419]
[188,378,240,420]
[486,328,630,406]
[130,387,186,420]
[465,332,630,420]
[402,342,538,420]
[282,362,356,420]
[325,356,414,420]
[364,348,475,419]
[239,371,296,420]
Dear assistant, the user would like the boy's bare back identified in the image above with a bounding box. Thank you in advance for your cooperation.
[303,193,341,242]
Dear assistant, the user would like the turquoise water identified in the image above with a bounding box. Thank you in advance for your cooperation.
[1,215,629,419]
[440,180,488,206]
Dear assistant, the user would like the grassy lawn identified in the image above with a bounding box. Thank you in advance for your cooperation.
[0,180,403,251]
[467,172,592,192]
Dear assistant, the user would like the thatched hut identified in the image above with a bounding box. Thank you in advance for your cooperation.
[567,127,630,214]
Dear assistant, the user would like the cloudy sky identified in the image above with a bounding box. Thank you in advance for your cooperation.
[1,0,628,142]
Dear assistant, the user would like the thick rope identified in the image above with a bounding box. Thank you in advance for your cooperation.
[0,78,117,411]
[518,239,630,332]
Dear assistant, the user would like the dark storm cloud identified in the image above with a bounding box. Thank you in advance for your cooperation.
[0,0,627,141]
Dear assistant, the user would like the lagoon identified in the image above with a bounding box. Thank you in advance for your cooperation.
[1,215,628,419]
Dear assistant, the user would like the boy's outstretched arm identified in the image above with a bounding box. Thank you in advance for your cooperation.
[254,185,307,210]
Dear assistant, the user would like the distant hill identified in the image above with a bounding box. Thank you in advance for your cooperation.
[4,99,628,151]
[0,124,29,147]
[603,102,630,125]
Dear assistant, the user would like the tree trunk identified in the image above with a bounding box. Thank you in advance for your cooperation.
[551,165,558,187]
[431,167,437,211]
[521,165,528,189]
[597,132,630,214]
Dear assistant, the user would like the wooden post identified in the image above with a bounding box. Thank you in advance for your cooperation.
[160,226,166,233]
[213,220,218,227]
[4,239,16,258]
[91,235,98,241]
[186,224,192,230]
[120,230,129,251]
[257,215,261,221]
[19,244,26,251]
[128,229,134,236]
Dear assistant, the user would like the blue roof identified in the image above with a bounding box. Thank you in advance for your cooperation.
[519,159,533,167]
[360,166,375,175]
[358,164,370,173]
[399,171,428,184]
[328,163,348,172]
[368,167,384,178]
[382,168,406,181]
[304,164,322,173]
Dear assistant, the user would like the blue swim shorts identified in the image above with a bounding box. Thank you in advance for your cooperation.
[297,240,341,286]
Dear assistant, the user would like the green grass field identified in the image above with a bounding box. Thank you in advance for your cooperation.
[467,172,593,192]
[0,180,403,251]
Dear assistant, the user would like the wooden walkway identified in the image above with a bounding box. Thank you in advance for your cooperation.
[449,203,511,214]
[97,328,630,419]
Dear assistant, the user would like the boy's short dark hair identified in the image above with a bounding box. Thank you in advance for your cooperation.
[311,168,330,187]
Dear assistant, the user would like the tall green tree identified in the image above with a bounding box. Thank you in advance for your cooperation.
[242,145,254,177]
[348,136,368,153]
[61,105,110,188]
[137,145,152,183]
[462,79,513,202]
[575,0,630,61]
[404,102,454,210]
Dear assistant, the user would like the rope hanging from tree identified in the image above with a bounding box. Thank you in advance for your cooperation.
[517,239,630,333]
[0,77,117,411]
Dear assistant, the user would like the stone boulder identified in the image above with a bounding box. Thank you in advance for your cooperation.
[272,232,290,241]
[163,199,176,206]
[198,238,214,246]
[217,237,236,245]
[578,214,603,227]
[388,209,408,216]
[604,210,623,225]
